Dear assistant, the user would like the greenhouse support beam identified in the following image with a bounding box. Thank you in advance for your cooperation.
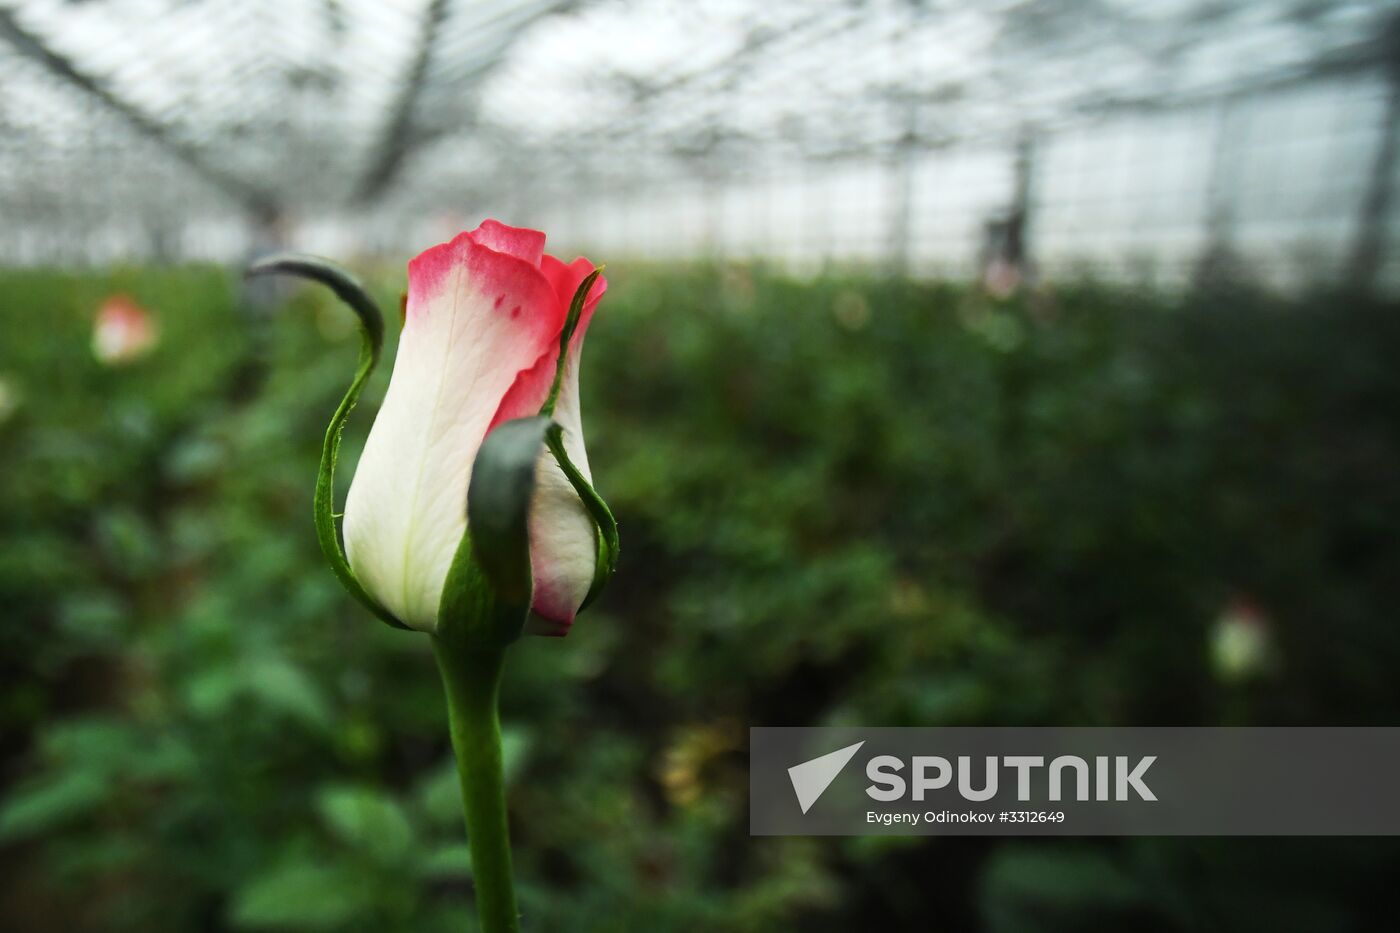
[355,0,453,203]
[355,0,568,204]
[0,5,278,220]
[1346,12,1400,295]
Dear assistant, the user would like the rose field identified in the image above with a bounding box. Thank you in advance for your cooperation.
[2,264,1398,931]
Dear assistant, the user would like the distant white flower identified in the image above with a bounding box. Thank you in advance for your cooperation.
[1211,595,1274,681]
[0,374,19,424]
[92,295,158,365]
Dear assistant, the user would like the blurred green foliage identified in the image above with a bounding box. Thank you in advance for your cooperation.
[1,262,1398,931]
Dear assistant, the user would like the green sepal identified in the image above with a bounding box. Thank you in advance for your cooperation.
[536,266,618,613]
[245,254,408,631]
[437,416,553,651]
[540,266,603,418]
[544,424,619,612]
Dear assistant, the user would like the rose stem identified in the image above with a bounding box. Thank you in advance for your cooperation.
[433,640,521,933]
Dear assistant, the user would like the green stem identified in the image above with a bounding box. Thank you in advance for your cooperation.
[432,639,520,933]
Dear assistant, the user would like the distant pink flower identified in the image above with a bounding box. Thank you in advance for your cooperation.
[92,295,158,365]
[983,258,1022,299]
[343,220,607,633]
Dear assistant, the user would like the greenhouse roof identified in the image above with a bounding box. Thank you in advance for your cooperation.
[0,0,1394,259]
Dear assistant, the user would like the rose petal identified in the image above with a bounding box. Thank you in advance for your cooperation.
[343,228,563,631]
[541,254,608,316]
[468,219,546,269]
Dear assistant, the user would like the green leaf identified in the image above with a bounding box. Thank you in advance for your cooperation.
[979,845,1146,933]
[229,860,369,930]
[0,771,108,843]
[245,658,334,729]
[418,843,474,879]
[416,760,467,828]
[544,423,619,612]
[315,785,415,865]
[437,415,553,650]
[245,254,407,631]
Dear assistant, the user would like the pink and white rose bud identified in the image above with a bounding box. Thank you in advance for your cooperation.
[92,295,158,365]
[342,220,607,634]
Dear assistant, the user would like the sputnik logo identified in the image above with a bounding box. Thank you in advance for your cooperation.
[787,741,865,814]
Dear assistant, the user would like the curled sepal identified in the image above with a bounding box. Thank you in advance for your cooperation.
[245,253,407,631]
[438,416,553,651]
[544,424,618,612]
[534,264,617,621]
[540,266,604,418]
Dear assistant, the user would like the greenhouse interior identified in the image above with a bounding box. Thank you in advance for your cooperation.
[2,0,1399,930]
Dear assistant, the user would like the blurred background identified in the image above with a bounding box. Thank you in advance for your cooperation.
[1,0,1399,930]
